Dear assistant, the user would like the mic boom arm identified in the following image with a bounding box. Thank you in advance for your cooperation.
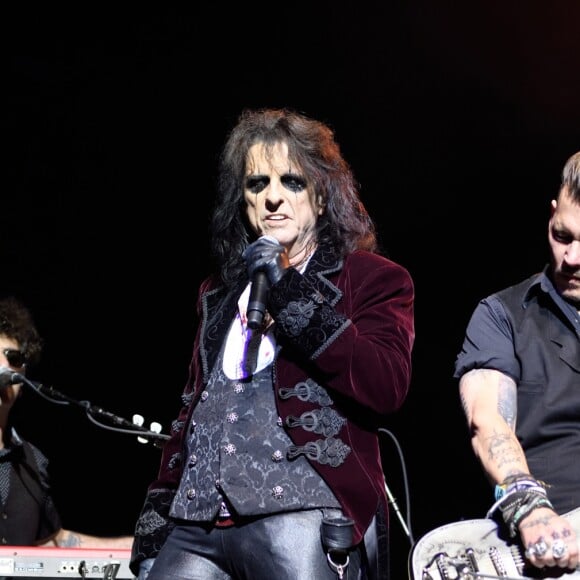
[2,368,170,446]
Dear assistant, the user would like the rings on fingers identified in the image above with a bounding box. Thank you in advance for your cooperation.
[552,539,567,559]
[534,540,549,558]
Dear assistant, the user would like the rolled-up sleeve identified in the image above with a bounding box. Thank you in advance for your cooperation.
[454,296,521,382]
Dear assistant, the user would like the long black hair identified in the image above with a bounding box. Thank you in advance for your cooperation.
[210,108,379,286]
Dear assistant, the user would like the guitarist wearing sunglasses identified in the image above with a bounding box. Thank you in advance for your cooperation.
[454,151,580,575]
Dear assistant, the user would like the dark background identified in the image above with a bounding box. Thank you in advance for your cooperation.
[3,3,580,577]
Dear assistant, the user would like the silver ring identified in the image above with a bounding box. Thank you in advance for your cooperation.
[525,545,536,558]
[552,539,567,559]
[534,539,549,558]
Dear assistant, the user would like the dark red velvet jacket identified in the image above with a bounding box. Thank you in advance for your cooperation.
[131,244,414,570]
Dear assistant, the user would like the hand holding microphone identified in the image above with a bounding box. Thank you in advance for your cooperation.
[243,235,290,285]
[242,235,289,329]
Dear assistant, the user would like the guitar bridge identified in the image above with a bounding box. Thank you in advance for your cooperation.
[422,549,478,579]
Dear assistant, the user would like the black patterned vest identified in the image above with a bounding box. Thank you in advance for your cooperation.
[170,345,340,521]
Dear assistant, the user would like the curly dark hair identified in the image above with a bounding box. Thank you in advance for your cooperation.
[0,296,43,367]
[210,107,379,286]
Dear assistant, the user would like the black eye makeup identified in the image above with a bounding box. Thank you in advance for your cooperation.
[280,173,307,193]
[245,175,269,194]
[245,173,307,194]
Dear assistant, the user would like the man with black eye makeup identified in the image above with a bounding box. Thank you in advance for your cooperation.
[130,108,415,580]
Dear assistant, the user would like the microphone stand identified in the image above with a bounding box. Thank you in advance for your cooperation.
[17,374,170,447]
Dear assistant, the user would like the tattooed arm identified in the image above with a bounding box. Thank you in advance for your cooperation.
[459,367,578,570]
[37,528,134,549]
[459,367,527,485]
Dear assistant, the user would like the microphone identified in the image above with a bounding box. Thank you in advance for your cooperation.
[246,270,271,330]
[245,234,280,330]
[0,366,25,389]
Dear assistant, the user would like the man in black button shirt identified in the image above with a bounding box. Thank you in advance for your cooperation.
[454,151,580,572]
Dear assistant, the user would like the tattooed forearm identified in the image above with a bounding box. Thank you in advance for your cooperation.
[497,373,517,429]
[57,532,82,547]
[486,428,525,470]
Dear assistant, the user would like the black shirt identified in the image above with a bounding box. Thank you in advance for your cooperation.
[0,428,61,544]
[454,268,580,513]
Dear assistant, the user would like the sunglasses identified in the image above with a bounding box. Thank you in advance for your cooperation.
[2,348,27,368]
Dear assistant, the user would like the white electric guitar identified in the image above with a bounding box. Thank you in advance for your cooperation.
[409,507,580,579]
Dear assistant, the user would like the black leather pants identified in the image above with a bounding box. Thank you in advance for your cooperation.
[146,509,363,580]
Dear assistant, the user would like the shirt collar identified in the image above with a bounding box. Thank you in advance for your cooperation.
[527,265,580,325]
[0,427,24,460]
